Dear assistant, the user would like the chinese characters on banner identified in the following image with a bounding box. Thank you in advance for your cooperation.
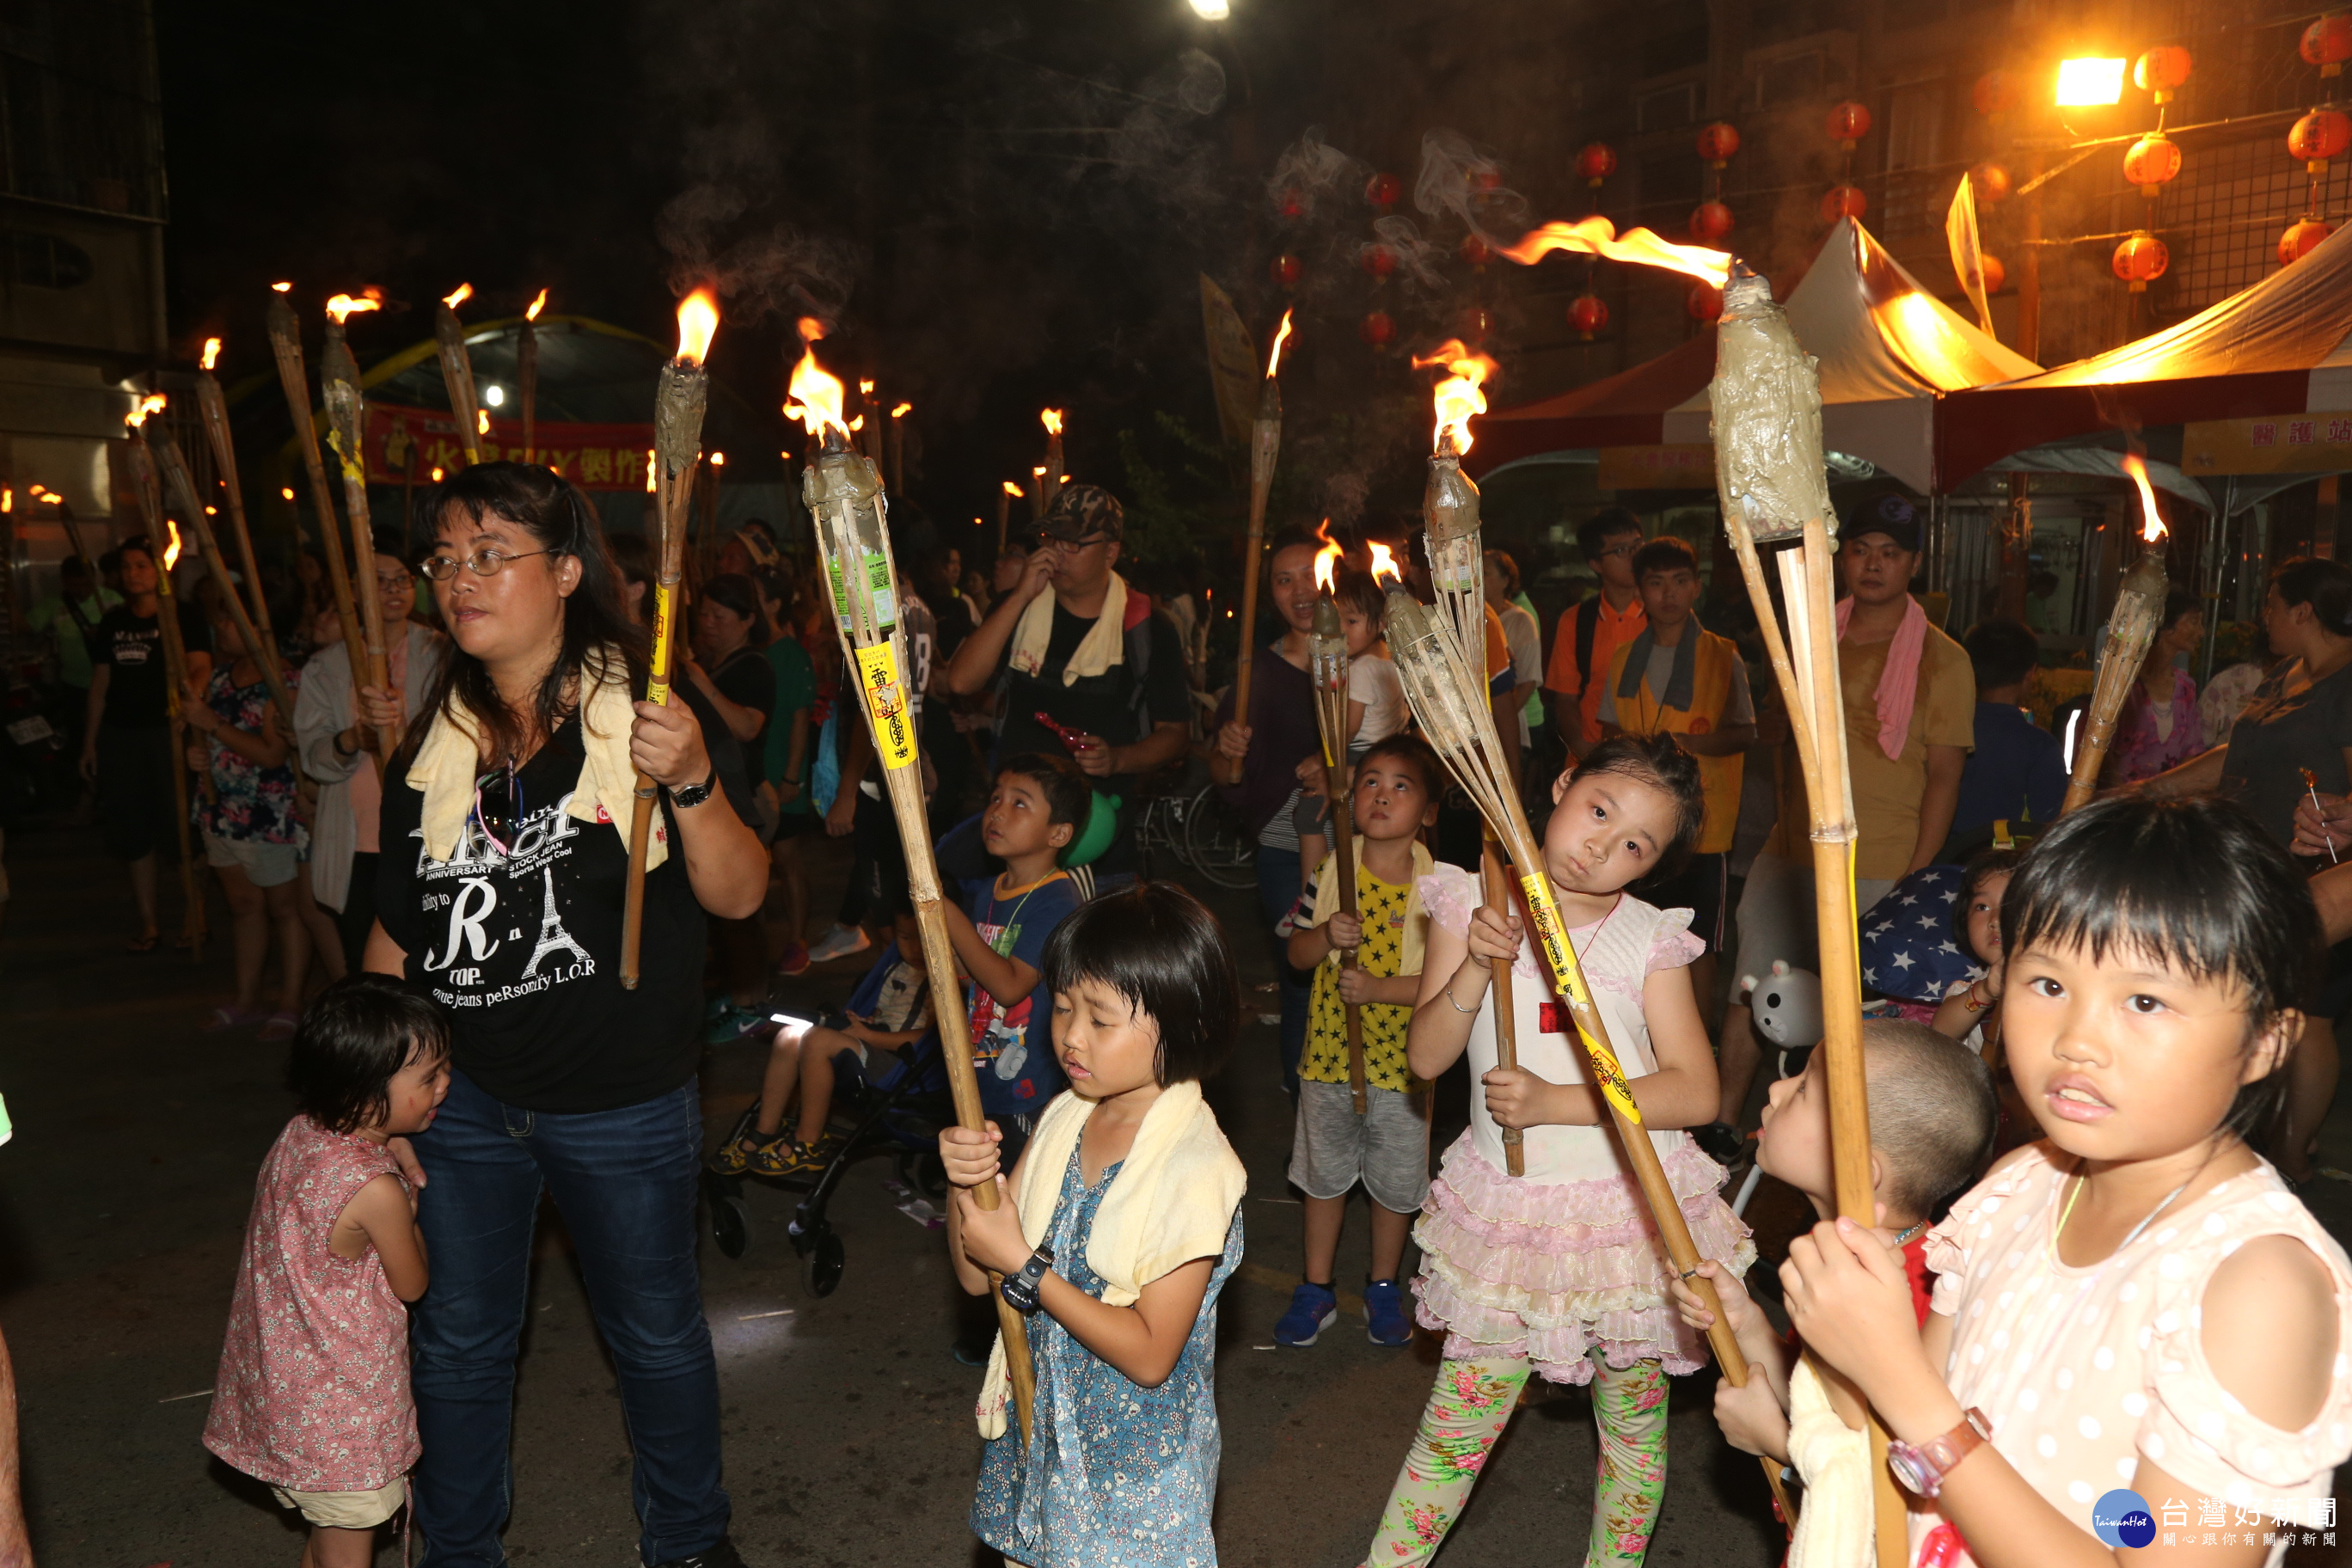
[364,404,659,490]
[2181,412,2352,475]
[2155,1493,2337,1549]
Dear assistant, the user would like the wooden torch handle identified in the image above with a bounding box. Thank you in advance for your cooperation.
[1326,775,1368,1115]
[266,315,376,761]
[1479,836,1525,1176]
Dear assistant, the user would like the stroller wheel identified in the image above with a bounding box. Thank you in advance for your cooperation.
[910,1149,949,1201]
[804,1229,847,1296]
[712,1193,751,1259]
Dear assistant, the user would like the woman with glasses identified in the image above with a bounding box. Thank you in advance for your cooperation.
[292,526,445,974]
[360,462,764,1568]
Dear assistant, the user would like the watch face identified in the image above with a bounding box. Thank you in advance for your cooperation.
[1886,1446,1930,1494]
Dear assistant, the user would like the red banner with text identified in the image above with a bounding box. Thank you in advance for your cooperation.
[364,405,658,491]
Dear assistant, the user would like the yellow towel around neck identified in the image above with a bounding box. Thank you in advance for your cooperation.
[974,1080,1245,1438]
[406,646,665,869]
[1786,1356,1874,1568]
[1007,570,1129,687]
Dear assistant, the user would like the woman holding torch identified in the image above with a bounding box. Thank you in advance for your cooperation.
[360,462,763,1568]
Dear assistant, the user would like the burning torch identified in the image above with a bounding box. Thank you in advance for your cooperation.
[322,295,401,761]
[521,287,548,465]
[266,291,375,733]
[1217,309,1292,787]
[2062,456,2171,813]
[436,283,485,468]
[194,336,279,673]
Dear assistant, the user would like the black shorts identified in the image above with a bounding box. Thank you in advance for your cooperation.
[843,787,913,925]
[95,723,181,862]
[1644,851,1728,953]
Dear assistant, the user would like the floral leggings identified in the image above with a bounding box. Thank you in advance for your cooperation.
[1364,1353,1669,1567]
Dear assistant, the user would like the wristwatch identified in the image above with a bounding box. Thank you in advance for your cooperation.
[1886,1407,1992,1498]
[1001,1244,1056,1314]
[670,768,718,809]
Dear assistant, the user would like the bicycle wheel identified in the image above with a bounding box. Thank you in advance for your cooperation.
[1179,787,1259,890]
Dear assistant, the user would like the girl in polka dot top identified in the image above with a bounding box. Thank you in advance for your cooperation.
[1781,796,2352,1568]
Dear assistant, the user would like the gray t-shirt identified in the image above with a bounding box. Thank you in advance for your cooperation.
[2218,655,2352,848]
[1599,637,1755,729]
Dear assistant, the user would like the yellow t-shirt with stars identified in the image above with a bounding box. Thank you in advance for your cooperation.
[1301,838,1433,1094]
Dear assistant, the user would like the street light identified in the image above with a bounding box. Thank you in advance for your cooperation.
[2055,57,2127,106]
[1188,0,1230,16]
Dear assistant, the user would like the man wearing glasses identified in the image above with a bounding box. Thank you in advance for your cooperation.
[944,484,1191,879]
[1543,507,1648,760]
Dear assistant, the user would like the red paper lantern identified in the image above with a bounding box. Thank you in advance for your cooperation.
[2112,232,2169,291]
[2122,132,2183,193]
[1821,185,1868,223]
[1460,235,1492,266]
[2289,108,2352,170]
[1976,254,2007,294]
[1575,142,1618,186]
[1361,244,1399,279]
[1469,165,1504,193]
[1690,200,1735,244]
[2281,217,2335,266]
[1568,294,1609,339]
[1969,162,2013,203]
[1358,310,1395,347]
[1972,70,2017,117]
[1687,284,1724,322]
[2134,46,2192,104]
[1696,121,1742,167]
[2302,13,2352,77]
[1827,101,1873,148]
[1365,171,1402,208]
[1277,186,1306,219]
[1271,254,1303,288]
[1457,305,1495,340]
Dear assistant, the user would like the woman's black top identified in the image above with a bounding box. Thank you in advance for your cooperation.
[708,645,775,750]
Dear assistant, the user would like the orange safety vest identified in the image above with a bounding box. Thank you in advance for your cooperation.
[1603,628,1744,854]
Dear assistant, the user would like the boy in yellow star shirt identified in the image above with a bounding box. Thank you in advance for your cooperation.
[1277,734,1442,1347]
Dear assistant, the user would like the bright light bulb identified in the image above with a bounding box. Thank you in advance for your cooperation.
[484,384,505,407]
[1189,0,1230,16]
[2055,58,2126,106]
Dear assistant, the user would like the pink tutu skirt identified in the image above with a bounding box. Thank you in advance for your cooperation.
[1411,1131,1757,1383]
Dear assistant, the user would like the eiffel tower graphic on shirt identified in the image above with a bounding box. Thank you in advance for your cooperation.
[524,867,591,977]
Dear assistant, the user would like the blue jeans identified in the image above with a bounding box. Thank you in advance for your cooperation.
[1255,845,1312,1095]
[408,1070,726,1566]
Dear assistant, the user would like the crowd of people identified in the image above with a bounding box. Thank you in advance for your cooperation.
[21,458,2352,1568]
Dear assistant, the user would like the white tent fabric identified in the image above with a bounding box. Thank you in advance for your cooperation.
[1661,217,2041,493]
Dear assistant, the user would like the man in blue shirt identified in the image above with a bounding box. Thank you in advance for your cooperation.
[1949,617,2065,848]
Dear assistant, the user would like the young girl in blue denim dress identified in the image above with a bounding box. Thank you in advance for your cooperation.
[940,882,1247,1568]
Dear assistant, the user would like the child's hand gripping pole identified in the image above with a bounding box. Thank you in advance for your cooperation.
[1308,600,1368,1114]
[807,438,1038,1444]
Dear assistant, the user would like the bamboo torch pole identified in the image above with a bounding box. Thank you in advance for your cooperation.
[998,481,1020,554]
[793,344,1038,1444]
[1029,467,1049,528]
[435,284,485,469]
[2061,460,2171,813]
[620,290,719,993]
[1218,311,1292,787]
[889,402,910,493]
[1308,591,1369,1113]
[1039,409,1064,513]
[124,402,208,956]
[521,289,548,465]
[194,337,279,671]
[154,433,295,728]
[267,291,376,756]
[322,305,401,759]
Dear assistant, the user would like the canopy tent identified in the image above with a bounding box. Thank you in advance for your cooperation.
[1938,223,2352,487]
[1467,217,2040,494]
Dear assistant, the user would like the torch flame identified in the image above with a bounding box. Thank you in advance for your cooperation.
[1002,481,1025,498]
[431,467,444,483]
[525,288,548,322]
[1412,340,1499,455]
[674,289,719,365]
[710,450,725,468]
[787,346,850,443]
[477,408,491,437]
[1266,309,1295,378]
[860,379,875,396]
[125,393,167,429]
[1498,217,1731,288]
[1033,464,1049,479]
[442,283,474,310]
[162,519,183,571]
[201,337,222,371]
[325,293,380,324]
[850,414,866,432]
[1042,408,1063,438]
[646,450,657,493]
[1313,518,1342,593]
[891,401,911,418]
[282,487,296,500]
[2121,454,2166,544]
[271,281,292,293]
[1368,540,1401,586]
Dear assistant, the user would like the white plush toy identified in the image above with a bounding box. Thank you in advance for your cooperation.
[1740,959,1824,1050]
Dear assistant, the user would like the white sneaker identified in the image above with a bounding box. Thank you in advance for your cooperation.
[807,924,873,964]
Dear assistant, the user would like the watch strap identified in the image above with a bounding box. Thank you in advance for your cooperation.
[1889,1407,1991,1498]
[671,768,718,808]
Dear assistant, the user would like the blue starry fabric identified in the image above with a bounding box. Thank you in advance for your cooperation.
[1856,865,1986,1004]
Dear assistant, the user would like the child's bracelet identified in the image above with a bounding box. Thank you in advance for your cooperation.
[1962,983,1991,1013]
[1442,982,1480,1014]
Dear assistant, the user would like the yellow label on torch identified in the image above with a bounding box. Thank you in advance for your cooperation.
[1519,873,1643,1125]
[854,642,918,771]
[646,583,676,707]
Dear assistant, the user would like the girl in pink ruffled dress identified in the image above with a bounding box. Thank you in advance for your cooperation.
[1362,736,1755,1567]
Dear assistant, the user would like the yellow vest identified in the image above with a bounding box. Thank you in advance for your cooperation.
[1604,628,1744,854]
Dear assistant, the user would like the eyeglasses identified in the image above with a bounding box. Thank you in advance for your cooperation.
[1037,532,1110,553]
[1593,542,1639,560]
[470,763,524,855]
[374,571,412,593]
[420,548,555,581]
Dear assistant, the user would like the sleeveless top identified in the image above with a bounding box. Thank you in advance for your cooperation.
[1418,865,1705,1184]
[203,1116,418,1491]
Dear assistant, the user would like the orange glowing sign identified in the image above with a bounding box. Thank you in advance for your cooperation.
[1041,408,1064,437]
[2121,454,2167,542]
[1002,481,1025,498]
[1498,217,1731,288]
[201,337,222,372]
[525,288,548,322]
[674,289,719,365]
[787,346,849,443]
[1266,309,1295,377]
[1313,518,1342,592]
[162,519,183,571]
[442,282,474,310]
[325,294,380,324]
[1368,540,1401,585]
[1412,340,1499,455]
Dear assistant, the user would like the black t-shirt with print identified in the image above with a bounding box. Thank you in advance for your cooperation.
[376,714,735,1112]
[94,601,211,728]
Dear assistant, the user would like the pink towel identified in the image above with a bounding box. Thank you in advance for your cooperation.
[1833,594,1928,761]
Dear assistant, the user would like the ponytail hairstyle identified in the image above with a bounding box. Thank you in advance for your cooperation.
[409,462,647,769]
[2269,556,2352,638]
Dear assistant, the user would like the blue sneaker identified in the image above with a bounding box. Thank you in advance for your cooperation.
[1273,1280,1339,1346]
[1363,1278,1414,1346]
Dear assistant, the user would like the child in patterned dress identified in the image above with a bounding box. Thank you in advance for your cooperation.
[1275,733,1442,1348]
[1785,797,2352,1567]
[1361,734,1755,1567]
[203,975,450,1566]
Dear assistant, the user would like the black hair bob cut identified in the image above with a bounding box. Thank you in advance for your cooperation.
[1039,882,1240,1087]
[2001,794,2318,1155]
[286,973,450,1136]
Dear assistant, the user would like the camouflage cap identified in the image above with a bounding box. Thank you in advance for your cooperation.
[1040,482,1124,542]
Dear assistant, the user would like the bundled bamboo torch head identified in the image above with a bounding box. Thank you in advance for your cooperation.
[1411,341,1497,654]
[1708,260,1834,546]
[320,317,366,467]
[2064,458,2172,812]
[792,344,899,641]
[1309,585,1349,767]
[658,291,718,486]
